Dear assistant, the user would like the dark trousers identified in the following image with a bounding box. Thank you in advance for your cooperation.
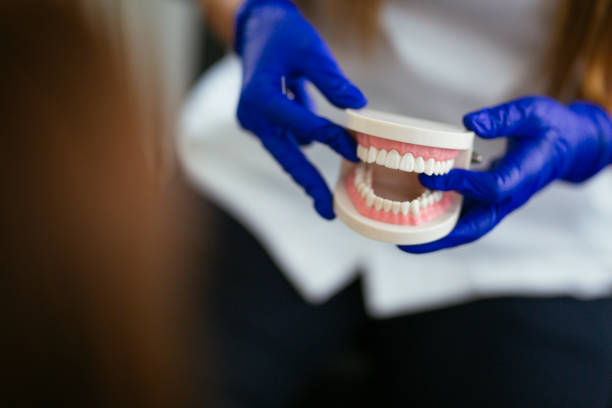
[201,201,612,407]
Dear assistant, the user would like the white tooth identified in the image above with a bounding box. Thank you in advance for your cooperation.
[414,156,425,173]
[366,191,375,207]
[410,199,420,215]
[355,172,363,185]
[357,145,368,161]
[355,164,364,176]
[420,196,428,209]
[375,149,387,165]
[383,199,393,212]
[399,153,415,172]
[427,195,435,206]
[392,201,401,214]
[360,186,370,198]
[434,161,442,175]
[374,196,384,211]
[424,158,435,175]
[385,150,401,169]
[401,201,410,216]
[367,146,378,163]
[439,160,446,174]
[447,159,455,172]
[439,160,447,174]
[434,191,443,202]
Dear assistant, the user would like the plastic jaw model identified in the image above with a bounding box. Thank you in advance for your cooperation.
[333,109,475,245]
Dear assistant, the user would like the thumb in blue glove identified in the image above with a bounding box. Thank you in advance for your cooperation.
[400,96,612,254]
[235,0,367,219]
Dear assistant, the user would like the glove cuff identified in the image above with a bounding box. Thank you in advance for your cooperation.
[566,101,612,182]
[591,104,612,168]
[234,0,298,55]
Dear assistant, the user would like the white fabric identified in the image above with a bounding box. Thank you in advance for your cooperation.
[179,0,612,318]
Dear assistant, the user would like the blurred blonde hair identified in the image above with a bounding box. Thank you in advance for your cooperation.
[0,1,195,406]
[85,0,177,180]
[547,0,612,108]
[299,0,612,110]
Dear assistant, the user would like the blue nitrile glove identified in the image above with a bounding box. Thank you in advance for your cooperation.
[234,0,367,219]
[400,96,612,254]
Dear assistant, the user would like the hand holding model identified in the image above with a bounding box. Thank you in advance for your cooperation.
[401,96,612,253]
[234,0,367,219]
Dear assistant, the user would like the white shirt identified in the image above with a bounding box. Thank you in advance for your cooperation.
[179,0,612,318]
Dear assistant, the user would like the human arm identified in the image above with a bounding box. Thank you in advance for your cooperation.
[201,0,367,219]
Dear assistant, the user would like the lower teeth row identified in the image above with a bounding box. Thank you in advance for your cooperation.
[354,166,443,216]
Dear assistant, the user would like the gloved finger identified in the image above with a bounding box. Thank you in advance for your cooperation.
[289,78,315,112]
[418,168,500,202]
[419,140,546,202]
[259,126,335,219]
[299,48,367,109]
[463,96,558,139]
[240,76,359,161]
[398,199,501,254]
[288,79,316,145]
[264,90,359,162]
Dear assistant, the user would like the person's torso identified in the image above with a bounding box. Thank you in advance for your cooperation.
[180,0,612,317]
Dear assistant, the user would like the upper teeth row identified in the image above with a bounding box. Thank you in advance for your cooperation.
[357,145,454,175]
[354,165,444,216]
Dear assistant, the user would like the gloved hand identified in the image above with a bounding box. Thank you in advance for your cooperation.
[234,0,367,219]
[400,96,612,254]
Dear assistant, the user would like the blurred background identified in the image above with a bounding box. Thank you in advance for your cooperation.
[3,1,611,407]
[1,1,214,406]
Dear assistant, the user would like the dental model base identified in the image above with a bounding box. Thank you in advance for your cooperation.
[334,109,475,245]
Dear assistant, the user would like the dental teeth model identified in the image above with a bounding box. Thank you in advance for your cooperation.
[333,109,475,245]
[349,164,452,225]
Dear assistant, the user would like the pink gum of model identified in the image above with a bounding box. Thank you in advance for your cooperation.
[345,170,454,226]
[356,133,460,161]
